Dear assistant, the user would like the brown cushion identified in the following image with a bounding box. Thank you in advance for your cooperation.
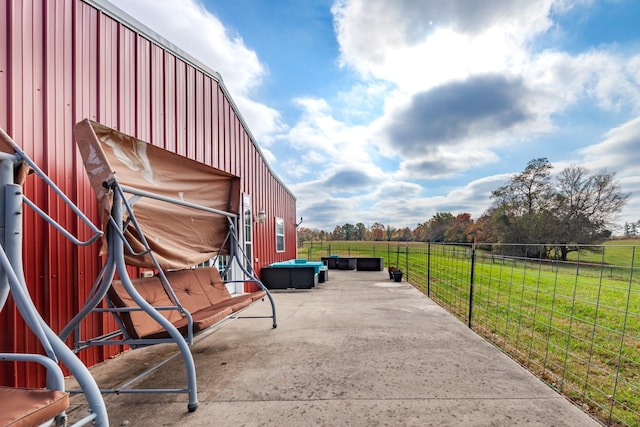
[0,386,69,427]
[210,294,254,313]
[194,267,266,310]
[193,267,232,304]
[141,306,233,339]
[164,269,211,313]
[109,277,182,339]
[108,267,262,340]
[191,306,235,331]
[249,290,267,302]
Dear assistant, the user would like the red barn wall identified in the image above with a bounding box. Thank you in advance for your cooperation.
[0,0,297,387]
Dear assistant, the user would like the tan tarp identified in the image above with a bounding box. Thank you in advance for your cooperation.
[74,119,240,270]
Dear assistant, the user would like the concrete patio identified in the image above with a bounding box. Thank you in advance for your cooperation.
[67,269,601,426]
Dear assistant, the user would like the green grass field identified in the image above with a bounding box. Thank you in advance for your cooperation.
[565,238,640,264]
[299,240,640,426]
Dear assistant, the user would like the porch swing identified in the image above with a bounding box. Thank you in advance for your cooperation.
[0,128,108,426]
[60,119,277,413]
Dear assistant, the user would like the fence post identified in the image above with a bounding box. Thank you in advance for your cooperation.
[468,241,476,328]
[387,243,391,265]
[405,242,409,281]
[427,242,431,297]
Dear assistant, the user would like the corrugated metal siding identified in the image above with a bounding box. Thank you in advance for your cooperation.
[0,0,9,382]
[1,0,296,388]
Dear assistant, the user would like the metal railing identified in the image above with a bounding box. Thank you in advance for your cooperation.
[303,241,640,426]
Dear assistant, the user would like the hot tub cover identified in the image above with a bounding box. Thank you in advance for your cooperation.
[74,119,240,270]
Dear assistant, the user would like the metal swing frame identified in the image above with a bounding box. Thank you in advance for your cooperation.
[0,128,108,426]
[60,175,277,413]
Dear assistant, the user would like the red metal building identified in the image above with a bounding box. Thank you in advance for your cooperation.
[0,0,297,387]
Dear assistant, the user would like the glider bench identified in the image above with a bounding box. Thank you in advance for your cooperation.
[108,267,266,340]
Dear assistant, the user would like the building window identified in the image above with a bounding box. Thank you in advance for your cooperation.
[275,217,285,252]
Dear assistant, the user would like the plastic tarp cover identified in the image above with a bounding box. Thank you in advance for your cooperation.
[74,119,240,270]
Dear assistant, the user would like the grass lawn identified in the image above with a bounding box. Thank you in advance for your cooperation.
[565,238,640,266]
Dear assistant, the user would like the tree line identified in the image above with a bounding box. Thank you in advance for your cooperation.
[298,158,632,260]
[623,220,640,237]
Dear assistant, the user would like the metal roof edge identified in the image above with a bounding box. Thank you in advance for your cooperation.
[82,0,296,201]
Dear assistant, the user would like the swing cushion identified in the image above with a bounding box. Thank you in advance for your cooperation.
[192,267,267,305]
[0,386,69,427]
[163,269,212,313]
[109,277,183,339]
[109,267,266,340]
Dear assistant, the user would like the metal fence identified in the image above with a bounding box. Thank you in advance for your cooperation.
[303,241,640,426]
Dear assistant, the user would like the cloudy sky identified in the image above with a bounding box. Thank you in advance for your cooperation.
[109,0,640,232]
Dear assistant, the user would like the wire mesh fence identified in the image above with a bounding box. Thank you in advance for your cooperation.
[303,240,640,426]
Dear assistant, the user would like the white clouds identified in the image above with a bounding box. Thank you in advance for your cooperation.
[110,0,263,96]
[360,47,640,184]
[559,116,640,225]
[335,81,392,124]
[323,1,639,214]
[534,51,640,114]
[363,175,506,228]
[232,96,285,145]
[397,147,499,180]
[332,0,640,125]
[280,97,373,167]
[579,116,640,176]
[332,0,555,89]
[585,52,640,112]
[329,1,563,188]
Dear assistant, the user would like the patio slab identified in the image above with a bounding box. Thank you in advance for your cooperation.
[67,269,601,426]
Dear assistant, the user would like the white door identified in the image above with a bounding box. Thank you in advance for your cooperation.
[229,193,254,294]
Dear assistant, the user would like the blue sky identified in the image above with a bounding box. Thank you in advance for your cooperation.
[110,0,640,232]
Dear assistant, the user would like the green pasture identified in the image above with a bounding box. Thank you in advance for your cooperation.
[299,240,640,426]
[564,238,640,266]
